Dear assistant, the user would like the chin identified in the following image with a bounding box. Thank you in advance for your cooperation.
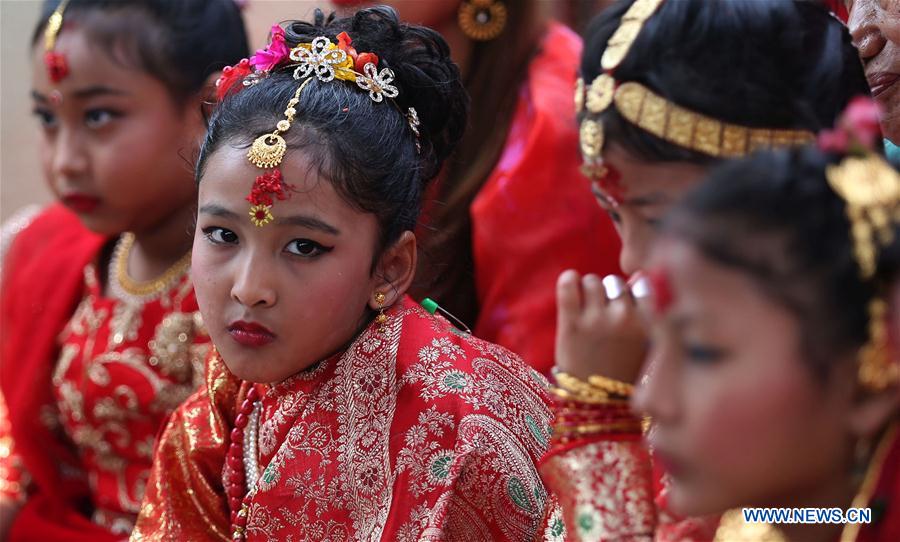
[665,478,731,519]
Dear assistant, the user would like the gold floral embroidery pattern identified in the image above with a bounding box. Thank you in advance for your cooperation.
[51,263,207,531]
[539,440,656,541]
[238,303,553,541]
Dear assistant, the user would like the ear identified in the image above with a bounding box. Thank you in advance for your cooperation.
[369,231,417,309]
[179,72,220,129]
[846,382,900,441]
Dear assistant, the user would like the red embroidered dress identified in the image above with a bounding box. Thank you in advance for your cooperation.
[0,205,209,540]
[132,297,557,541]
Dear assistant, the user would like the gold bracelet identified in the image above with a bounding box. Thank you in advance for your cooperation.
[587,374,634,398]
[550,386,629,406]
[554,372,611,402]
[553,420,643,437]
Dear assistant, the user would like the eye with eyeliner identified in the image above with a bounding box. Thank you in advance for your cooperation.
[32,108,57,129]
[684,342,727,364]
[85,108,122,129]
[202,226,239,245]
[285,239,334,258]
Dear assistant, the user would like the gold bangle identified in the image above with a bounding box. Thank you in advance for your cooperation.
[587,374,634,398]
[550,386,629,406]
[553,420,643,436]
[554,372,611,402]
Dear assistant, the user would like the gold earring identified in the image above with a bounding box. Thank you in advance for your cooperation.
[374,292,388,331]
[458,0,507,42]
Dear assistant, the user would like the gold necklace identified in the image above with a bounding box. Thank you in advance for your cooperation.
[111,232,191,299]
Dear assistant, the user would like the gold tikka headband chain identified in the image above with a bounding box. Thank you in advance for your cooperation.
[575,0,814,174]
[248,35,421,170]
[241,34,423,228]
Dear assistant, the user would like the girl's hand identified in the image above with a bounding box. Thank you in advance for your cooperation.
[554,270,651,383]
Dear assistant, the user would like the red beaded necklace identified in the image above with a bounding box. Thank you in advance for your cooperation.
[226,386,261,541]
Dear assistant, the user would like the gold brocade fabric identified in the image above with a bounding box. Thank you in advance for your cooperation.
[132,298,555,541]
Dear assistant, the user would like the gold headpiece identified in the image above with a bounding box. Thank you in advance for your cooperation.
[43,0,70,83]
[575,0,815,177]
[826,152,900,390]
[238,33,421,227]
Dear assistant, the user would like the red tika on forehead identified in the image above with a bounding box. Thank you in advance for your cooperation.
[246,169,295,227]
[648,267,674,316]
[44,51,69,83]
[598,163,625,204]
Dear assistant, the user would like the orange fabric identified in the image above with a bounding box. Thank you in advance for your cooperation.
[133,297,556,541]
[471,23,622,375]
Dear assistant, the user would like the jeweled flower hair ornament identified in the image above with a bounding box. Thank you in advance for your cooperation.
[214,27,423,227]
[821,97,900,391]
[575,0,815,183]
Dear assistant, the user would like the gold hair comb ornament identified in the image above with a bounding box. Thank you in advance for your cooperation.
[826,151,900,390]
[233,30,422,226]
[574,0,815,179]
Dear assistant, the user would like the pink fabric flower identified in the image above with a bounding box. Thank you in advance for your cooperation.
[250,24,290,72]
[840,96,882,151]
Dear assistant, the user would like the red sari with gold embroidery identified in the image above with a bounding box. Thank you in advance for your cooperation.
[132,297,555,541]
[540,422,900,541]
[0,204,209,540]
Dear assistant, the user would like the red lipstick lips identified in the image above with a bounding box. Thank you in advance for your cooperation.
[62,193,101,213]
[228,320,276,347]
[868,72,900,98]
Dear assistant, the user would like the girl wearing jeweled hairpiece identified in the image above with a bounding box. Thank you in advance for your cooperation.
[541,0,872,539]
[632,98,900,541]
[325,0,623,377]
[130,8,555,541]
[0,1,247,540]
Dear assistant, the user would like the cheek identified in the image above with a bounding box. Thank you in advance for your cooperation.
[190,244,227,319]
[681,358,838,504]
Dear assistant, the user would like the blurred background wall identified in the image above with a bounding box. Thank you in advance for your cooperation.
[0,0,612,223]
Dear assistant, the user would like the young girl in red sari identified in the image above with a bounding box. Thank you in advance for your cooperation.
[630,103,899,541]
[0,1,247,539]
[131,7,553,541]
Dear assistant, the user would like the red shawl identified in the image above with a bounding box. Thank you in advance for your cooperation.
[0,204,112,540]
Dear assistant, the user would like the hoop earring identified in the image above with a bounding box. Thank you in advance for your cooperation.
[458,0,507,42]
[374,291,388,332]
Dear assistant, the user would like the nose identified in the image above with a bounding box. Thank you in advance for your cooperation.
[849,0,886,62]
[230,250,277,308]
[619,232,648,277]
[631,345,680,423]
[51,126,89,180]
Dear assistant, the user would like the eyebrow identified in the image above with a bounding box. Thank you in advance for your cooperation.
[623,193,670,207]
[199,203,341,235]
[31,86,128,103]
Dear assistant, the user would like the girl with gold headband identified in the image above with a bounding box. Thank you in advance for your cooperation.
[631,99,900,541]
[131,7,554,541]
[541,0,872,539]
[0,0,247,540]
